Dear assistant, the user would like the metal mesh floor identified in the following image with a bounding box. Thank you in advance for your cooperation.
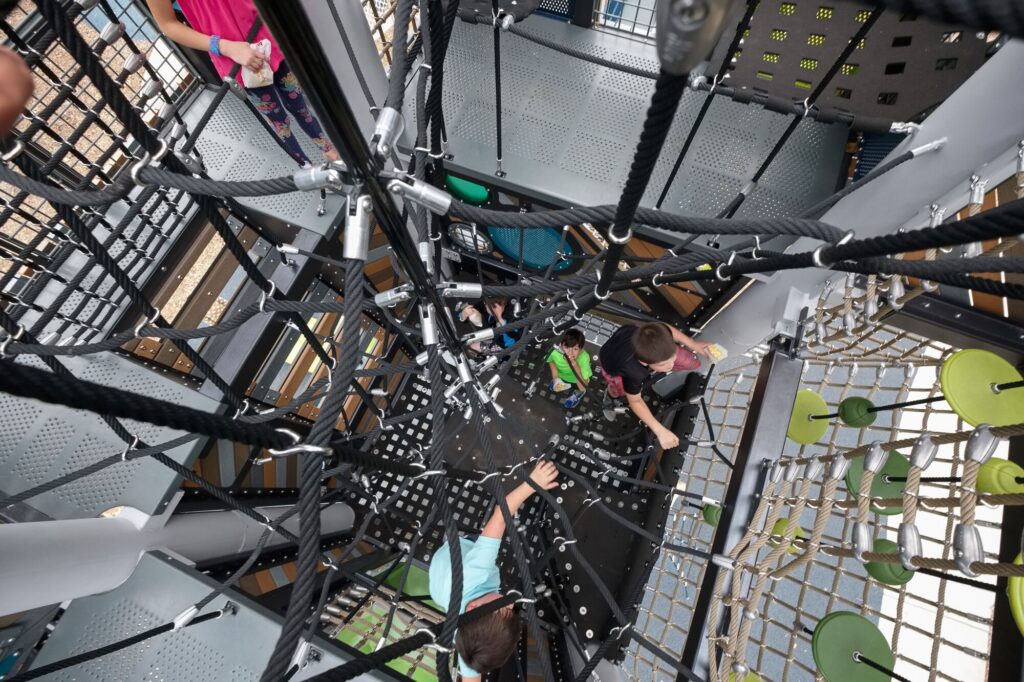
[402,16,848,224]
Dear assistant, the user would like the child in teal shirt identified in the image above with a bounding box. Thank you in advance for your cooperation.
[428,460,559,680]
[546,328,591,409]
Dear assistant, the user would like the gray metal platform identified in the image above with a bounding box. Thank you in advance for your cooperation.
[402,16,847,227]
[0,354,214,521]
[26,552,384,681]
[182,87,346,242]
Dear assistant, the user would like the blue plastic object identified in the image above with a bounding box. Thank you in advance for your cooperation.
[487,226,574,272]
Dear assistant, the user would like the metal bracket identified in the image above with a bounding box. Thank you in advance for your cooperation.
[438,281,483,299]
[965,424,999,464]
[909,435,938,469]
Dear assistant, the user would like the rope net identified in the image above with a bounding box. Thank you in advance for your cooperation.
[0,0,1022,681]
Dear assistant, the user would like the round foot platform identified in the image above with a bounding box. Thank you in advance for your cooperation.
[838,396,876,428]
[812,611,895,682]
[703,504,722,527]
[865,539,914,585]
[788,390,830,444]
[977,458,1024,495]
[940,349,1024,427]
[445,173,490,205]
[768,518,805,555]
[845,450,909,516]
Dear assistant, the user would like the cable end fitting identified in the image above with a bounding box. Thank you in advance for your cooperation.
[890,121,922,136]
[342,194,373,261]
[909,137,946,156]
[462,328,494,345]
[374,284,413,308]
[420,303,438,347]
[373,107,405,159]
[439,281,483,298]
[388,177,452,215]
[294,166,345,192]
[172,605,200,630]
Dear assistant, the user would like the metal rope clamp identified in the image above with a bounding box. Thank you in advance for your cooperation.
[343,193,373,261]
[372,106,405,160]
[953,426,999,576]
[1,139,23,164]
[130,139,169,187]
[852,443,886,561]
[134,309,160,338]
[258,428,332,464]
[0,325,24,359]
[895,436,937,570]
[414,628,452,654]
[386,176,452,215]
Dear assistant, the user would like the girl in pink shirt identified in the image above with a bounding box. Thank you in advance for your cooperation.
[147,0,336,166]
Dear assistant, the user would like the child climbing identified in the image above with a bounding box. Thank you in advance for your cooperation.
[546,327,592,409]
[428,460,559,680]
[598,322,713,450]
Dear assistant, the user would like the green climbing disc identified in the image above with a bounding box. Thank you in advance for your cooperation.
[727,673,760,681]
[703,504,722,527]
[788,390,830,444]
[445,173,490,205]
[844,450,910,516]
[865,538,914,586]
[838,396,876,428]
[940,348,1024,427]
[769,517,805,555]
[1009,553,1024,637]
[812,611,895,682]
[977,458,1024,495]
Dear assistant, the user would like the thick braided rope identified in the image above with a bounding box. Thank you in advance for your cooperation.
[707,472,780,680]
[731,475,815,673]
[261,260,364,680]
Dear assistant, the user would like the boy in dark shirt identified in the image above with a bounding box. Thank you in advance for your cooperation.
[598,322,711,450]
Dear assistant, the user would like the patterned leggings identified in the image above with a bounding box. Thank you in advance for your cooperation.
[246,61,334,165]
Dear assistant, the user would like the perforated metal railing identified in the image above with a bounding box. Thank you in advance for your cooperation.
[624,295,1009,680]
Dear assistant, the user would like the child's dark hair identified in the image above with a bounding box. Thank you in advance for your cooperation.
[560,328,585,349]
[483,295,508,308]
[631,323,676,365]
[456,610,522,674]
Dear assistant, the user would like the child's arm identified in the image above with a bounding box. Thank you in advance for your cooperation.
[145,0,265,70]
[625,392,680,450]
[481,461,559,540]
[668,325,712,357]
[548,359,560,383]
[568,353,590,391]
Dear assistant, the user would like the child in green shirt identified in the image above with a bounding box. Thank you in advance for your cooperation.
[546,328,591,409]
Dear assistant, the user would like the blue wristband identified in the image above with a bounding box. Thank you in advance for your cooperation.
[209,35,221,57]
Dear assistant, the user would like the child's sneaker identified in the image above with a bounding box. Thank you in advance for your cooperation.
[563,390,584,409]
[548,378,572,392]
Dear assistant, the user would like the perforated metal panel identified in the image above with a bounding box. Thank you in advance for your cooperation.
[27,552,387,681]
[0,354,214,520]
[402,16,847,224]
[180,88,345,239]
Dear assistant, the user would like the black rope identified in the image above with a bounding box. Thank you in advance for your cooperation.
[656,0,759,209]
[8,610,226,681]
[722,7,884,219]
[596,70,689,299]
